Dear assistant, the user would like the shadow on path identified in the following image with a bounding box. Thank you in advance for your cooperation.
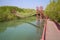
[53,21,60,30]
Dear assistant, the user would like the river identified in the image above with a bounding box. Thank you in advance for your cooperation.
[0,16,43,40]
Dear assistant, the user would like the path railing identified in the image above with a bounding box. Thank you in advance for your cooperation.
[41,18,47,40]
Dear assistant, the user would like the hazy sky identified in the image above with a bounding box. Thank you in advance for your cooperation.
[0,0,50,9]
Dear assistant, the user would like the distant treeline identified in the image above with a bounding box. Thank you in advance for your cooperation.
[45,0,60,23]
[0,6,36,22]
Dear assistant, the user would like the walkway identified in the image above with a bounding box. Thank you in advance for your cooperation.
[46,19,60,40]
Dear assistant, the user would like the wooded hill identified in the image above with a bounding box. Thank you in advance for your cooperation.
[0,6,35,22]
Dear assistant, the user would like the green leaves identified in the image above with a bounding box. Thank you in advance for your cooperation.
[45,0,60,22]
[0,6,35,22]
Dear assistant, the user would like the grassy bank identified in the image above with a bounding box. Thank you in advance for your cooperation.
[0,6,36,22]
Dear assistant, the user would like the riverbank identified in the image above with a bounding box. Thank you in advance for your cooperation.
[0,6,36,22]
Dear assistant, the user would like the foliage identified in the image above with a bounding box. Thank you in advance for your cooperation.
[45,0,60,22]
[0,6,35,22]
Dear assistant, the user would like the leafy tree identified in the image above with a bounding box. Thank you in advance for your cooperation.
[45,0,60,22]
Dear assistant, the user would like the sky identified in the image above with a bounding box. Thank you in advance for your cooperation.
[0,0,50,9]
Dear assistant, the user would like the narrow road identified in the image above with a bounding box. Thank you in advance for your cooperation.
[46,19,60,40]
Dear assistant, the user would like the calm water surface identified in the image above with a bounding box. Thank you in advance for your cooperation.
[0,17,43,40]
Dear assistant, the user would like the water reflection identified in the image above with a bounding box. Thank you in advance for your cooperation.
[0,22,42,40]
[0,16,43,40]
[0,16,35,32]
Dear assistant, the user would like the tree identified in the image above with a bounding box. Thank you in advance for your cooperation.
[45,0,60,22]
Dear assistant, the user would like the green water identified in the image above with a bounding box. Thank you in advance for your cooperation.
[0,16,43,40]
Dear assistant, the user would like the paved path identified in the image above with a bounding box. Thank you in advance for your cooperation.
[46,19,60,40]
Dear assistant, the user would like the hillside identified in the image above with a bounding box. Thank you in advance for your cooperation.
[0,6,36,22]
